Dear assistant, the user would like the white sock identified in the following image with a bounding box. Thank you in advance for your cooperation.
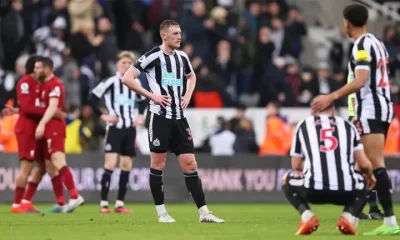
[341,212,353,223]
[100,200,109,208]
[301,210,314,222]
[199,205,210,215]
[384,216,398,226]
[156,204,167,216]
[115,200,124,208]
[353,218,360,229]
[21,199,30,204]
[12,203,20,208]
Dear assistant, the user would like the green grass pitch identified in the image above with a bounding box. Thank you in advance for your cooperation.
[1,203,399,239]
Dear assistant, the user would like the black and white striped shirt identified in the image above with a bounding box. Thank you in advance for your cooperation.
[91,73,144,129]
[133,46,194,119]
[290,115,364,191]
[349,33,394,123]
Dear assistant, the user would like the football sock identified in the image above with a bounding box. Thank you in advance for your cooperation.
[22,182,38,202]
[301,210,314,222]
[345,189,367,219]
[367,187,379,213]
[59,166,78,199]
[13,186,25,206]
[100,169,113,202]
[149,168,164,205]
[282,184,310,215]
[374,168,395,219]
[183,171,206,209]
[117,171,130,202]
[51,175,65,206]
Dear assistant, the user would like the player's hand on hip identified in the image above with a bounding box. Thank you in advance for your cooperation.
[35,123,45,139]
[151,94,171,109]
[181,95,191,109]
[101,114,119,124]
[367,175,376,190]
[311,94,333,113]
[132,114,144,127]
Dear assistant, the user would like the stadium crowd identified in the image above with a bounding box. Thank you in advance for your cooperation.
[0,0,400,153]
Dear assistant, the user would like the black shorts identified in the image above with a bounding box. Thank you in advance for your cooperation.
[104,126,136,157]
[145,112,194,156]
[285,171,367,206]
[355,119,390,137]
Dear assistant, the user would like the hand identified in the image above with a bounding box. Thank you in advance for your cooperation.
[35,123,45,139]
[311,94,334,114]
[351,118,363,135]
[101,114,119,124]
[151,94,171,109]
[2,106,17,116]
[366,174,376,190]
[132,114,144,127]
[181,95,191,109]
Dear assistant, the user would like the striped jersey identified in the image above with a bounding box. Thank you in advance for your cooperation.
[91,73,144,128]
[133,46,194,119]
[290,115,364,191]
[348,33,394,123]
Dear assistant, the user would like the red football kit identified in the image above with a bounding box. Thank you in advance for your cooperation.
[15,74,46,161]
[38,76,66,160]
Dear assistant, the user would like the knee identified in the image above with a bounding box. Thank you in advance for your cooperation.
[183,160,197,173]
[104,153,118,171]
[150,158,166,170]
[120,157,133,171]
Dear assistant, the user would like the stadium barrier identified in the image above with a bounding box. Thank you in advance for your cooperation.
[1,154,400,203]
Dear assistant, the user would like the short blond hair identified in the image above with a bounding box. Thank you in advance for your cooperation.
[117,51,135,61]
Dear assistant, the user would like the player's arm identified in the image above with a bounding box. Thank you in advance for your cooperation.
[290,121,305,171]
[331,46,371,101]
[135,79,147,115]
[182,52,196,99]
[122,66,154,100]
[89,79,113,117]
[38,97,59,126]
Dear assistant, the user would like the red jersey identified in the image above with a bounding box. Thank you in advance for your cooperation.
[39,76,66,137]
[15,74,46,135]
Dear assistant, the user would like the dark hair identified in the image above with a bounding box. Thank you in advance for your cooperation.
[160,19,180,31]
[343,3,368,27]
[37,57,54,70]
[25,55,39,74]
[268,101,281,110]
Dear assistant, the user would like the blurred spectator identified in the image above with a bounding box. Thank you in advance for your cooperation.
[65,105,83,153]
[233,119,259,153]
[259,56,285,106]
[329,25,353,74]
[280,59,302,106]
[43,0,70,40]
[259,101,291,156]
[68,0,102,35]
[194,66,225,108]
[32,16,67,70]
[229,104,252,133]
[209,120,236,156]
[96,17,117,79]
[269,17,293,57]
[60,59,81,108]
[0,99,18,152]
[252,26,274,93]
[79,105,105,152]
[285,7,307,59]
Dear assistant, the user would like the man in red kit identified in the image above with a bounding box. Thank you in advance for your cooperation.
[8,56,67,213]
[34,57,84,212]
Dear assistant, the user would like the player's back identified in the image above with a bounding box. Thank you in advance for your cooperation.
[295,115,360,191]
[15,74,42,134]
[350,33,393,122]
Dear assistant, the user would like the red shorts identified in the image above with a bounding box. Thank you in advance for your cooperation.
[43,134,65,160]
[16,133,45,161]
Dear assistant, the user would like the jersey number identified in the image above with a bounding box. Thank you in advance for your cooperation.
[377,57,390,88]
[319,128,338,152]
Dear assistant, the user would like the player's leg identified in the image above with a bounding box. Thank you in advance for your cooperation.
[46,159,67,213]
[145,113,173,223]
[12,133,35,213]
[359,120,399,235]
[47,136,84,212]
[174,118,224,223]
[114,127,136,213]
[281,171,319,235]
[20,160,46,213]
[99,127,120,213]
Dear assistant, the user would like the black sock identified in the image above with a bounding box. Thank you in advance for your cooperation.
[149,168,164,205]
[367,187,379,213]
[117,170,130,203]
[374,168,395,217]
[282,184,310,214]
[101,169,113,204]
[184,171,206,209]
[346,189,368,218]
